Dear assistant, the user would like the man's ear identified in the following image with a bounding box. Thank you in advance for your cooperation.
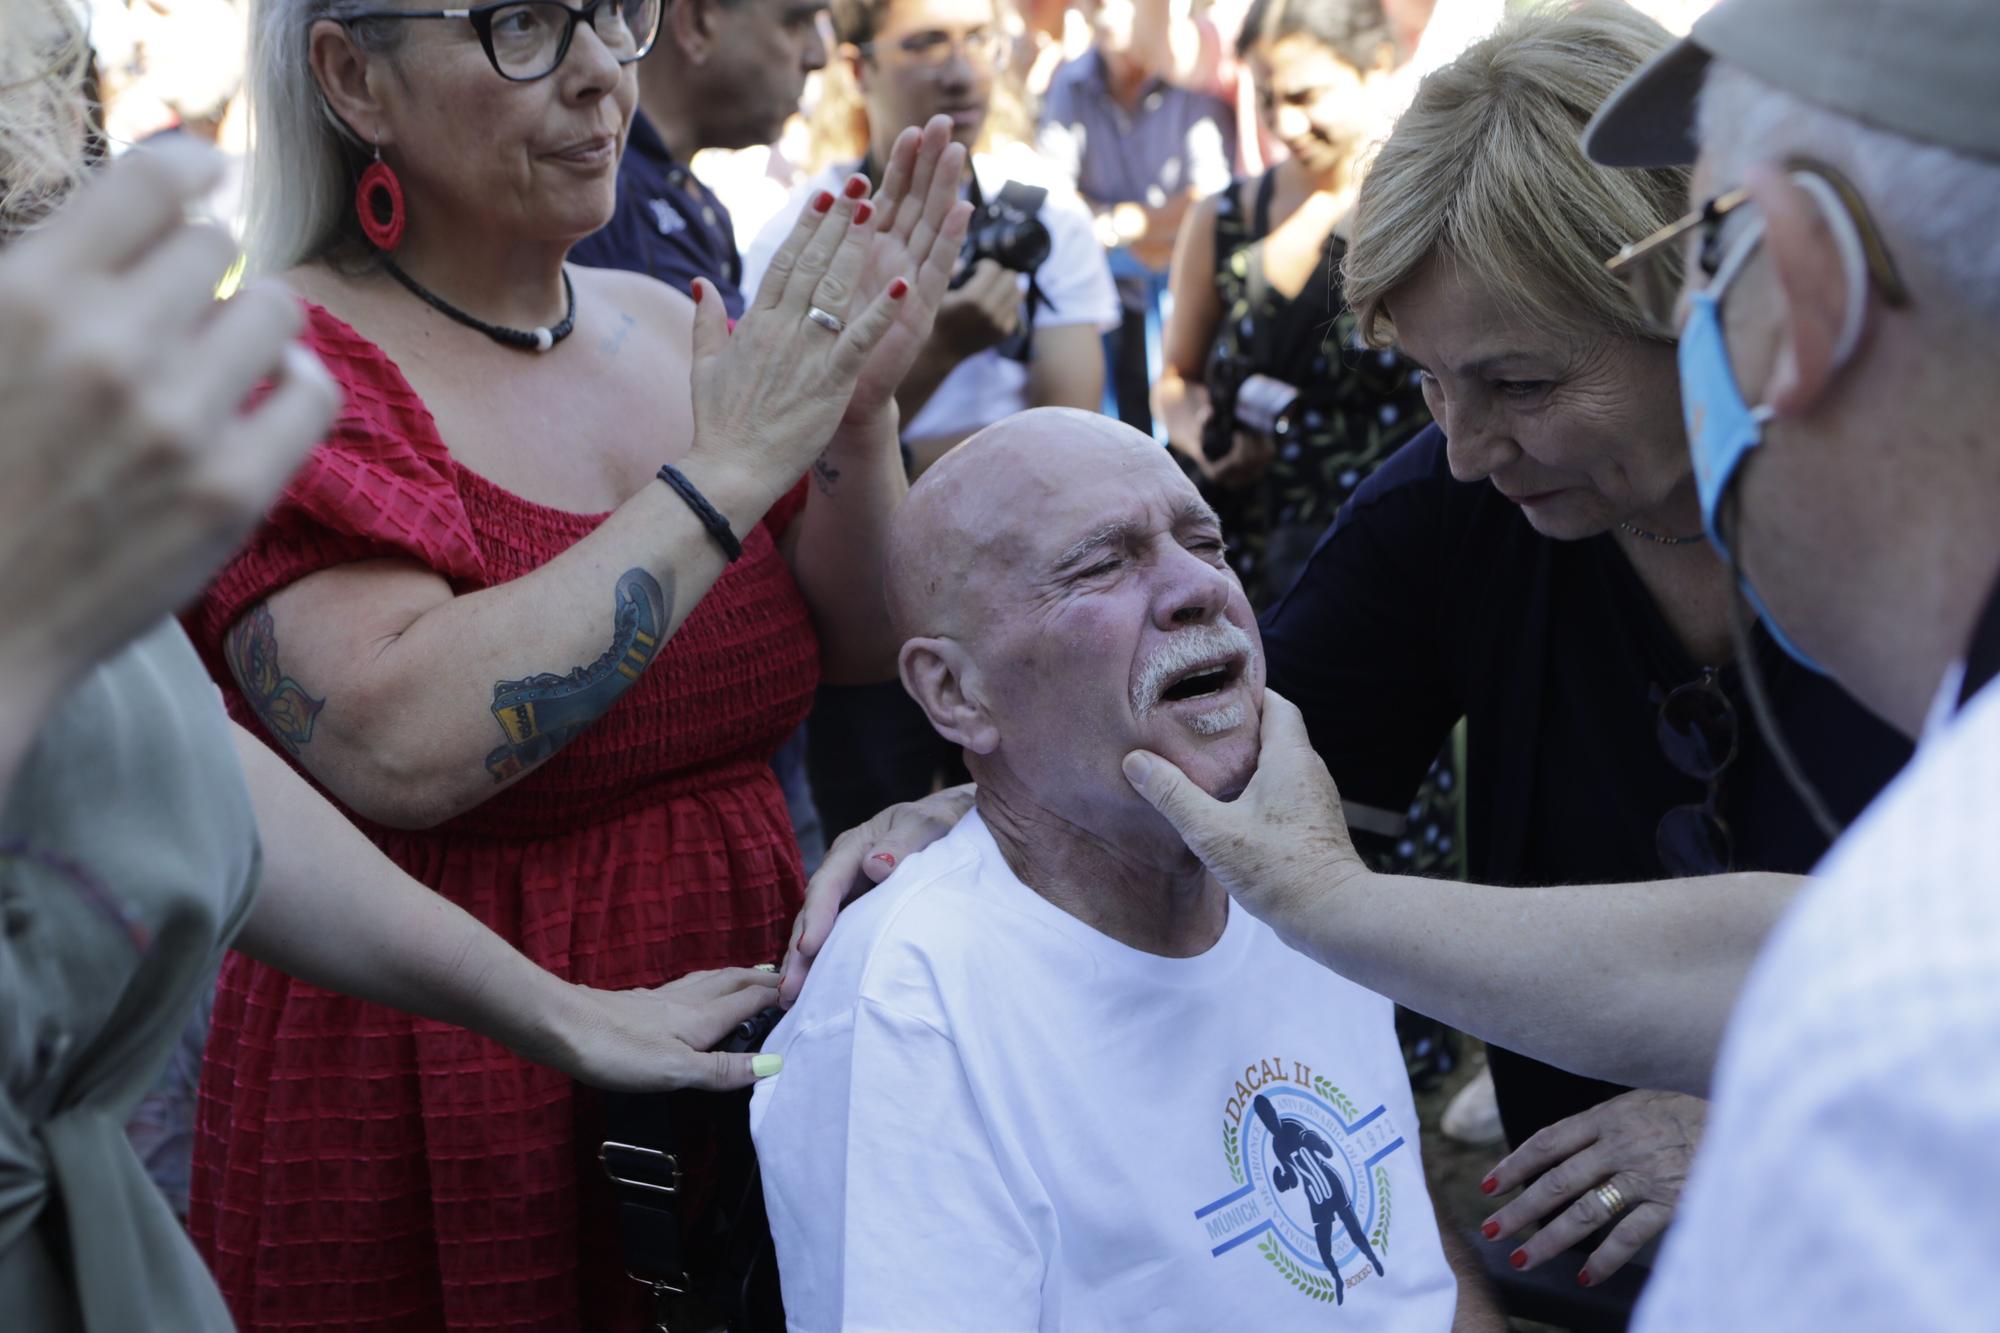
[900,637,1000,755]
[667,0,715,63]
[1747,162,1854,418]
[309,19,390,147]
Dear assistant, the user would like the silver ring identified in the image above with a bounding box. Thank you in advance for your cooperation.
[1591,1182,1629,1217]
[806,305,846,334]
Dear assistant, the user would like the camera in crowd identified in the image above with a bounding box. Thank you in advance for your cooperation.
[1203,372,1305,461]
[952,181,1053,285]
[949,179,1055,364]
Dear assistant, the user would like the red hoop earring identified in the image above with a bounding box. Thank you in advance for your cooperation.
[355,146,405,252]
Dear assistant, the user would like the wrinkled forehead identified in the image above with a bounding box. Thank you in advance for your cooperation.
[980,440,1218,573]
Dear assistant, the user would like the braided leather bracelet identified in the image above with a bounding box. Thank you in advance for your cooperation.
[657,463,743,563]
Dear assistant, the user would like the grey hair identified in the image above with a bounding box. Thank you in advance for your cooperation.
[242,0,401,274]
[0,0,92,236]
[1697,61,2000,333]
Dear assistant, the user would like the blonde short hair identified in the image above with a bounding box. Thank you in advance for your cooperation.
[1343,0,1689,347]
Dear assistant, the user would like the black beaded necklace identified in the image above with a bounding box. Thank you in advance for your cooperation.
[382,257,577,353]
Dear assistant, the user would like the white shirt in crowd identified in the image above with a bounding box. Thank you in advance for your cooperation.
[750,810,1458,1332]
[1637,670,2000,1330]
[741,143,1120,444]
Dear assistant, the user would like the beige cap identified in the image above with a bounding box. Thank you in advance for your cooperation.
[1584,0,2000,167]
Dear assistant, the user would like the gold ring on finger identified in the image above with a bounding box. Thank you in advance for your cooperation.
[1591,1182,1628,1217]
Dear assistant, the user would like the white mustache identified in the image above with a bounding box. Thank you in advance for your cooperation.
[1131,621,1258,717]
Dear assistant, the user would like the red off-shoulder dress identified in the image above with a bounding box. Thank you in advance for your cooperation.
[183,305,818,1331]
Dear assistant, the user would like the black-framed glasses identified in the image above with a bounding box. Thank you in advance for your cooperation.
[1653,668,1738,877]
[344,0,662,82]
[1604,158,1910,340]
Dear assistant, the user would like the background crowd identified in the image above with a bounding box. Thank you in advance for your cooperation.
[6,0,1995,1329]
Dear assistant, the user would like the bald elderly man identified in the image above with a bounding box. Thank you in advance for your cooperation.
[750,410,1496,1331]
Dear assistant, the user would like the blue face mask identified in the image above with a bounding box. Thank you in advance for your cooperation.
[1677,285,1830,673]
[1673,170,1875,677]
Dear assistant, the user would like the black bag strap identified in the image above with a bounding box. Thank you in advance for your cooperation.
[1251,168,1277,239]
[600,1091,695,1333]
[598,1005,788,1333]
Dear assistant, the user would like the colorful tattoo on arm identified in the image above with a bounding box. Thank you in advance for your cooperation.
[485,568,672,783]
[224,603,326,758]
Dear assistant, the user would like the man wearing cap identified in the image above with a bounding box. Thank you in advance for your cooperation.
[1579,0,2000,1325]
[1118,0,2000,1325]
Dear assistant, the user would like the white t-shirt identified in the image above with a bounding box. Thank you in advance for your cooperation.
[740,144,1120,444]
[750,810,1457,1332]
[1635,671,2000,1330]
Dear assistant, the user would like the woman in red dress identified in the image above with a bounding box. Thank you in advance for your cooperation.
[184,1,971,1326]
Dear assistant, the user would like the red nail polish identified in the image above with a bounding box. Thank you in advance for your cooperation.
[888,277,910,300]
[691,282,703,305]
[812,191,834,213]
[1479,1177,1498,1195]
[1481,1221,1500,1240]
[854,201,873,226]
[845,175,869,198]
[1509,1250,1528,1270]
[872,852,897,867]
[1577,1271,1592,1288]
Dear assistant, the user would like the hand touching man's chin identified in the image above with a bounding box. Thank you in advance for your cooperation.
[1141,684,1264,802]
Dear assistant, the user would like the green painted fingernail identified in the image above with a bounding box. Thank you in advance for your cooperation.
[752,1053,783,1078]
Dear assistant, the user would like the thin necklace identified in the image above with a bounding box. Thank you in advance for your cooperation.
[382,257,577,353]
[1620,520,1706,546]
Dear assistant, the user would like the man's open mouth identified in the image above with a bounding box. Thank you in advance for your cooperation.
[1156,656,1245,705]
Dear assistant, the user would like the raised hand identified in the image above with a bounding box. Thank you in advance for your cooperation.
[1478,1088,1704,1286]
[842,115,976,425]
[0,138,338,729]
[777,782,975,1007]
[683,168,914,484]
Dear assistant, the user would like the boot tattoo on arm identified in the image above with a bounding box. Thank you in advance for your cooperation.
[485,568,673,782]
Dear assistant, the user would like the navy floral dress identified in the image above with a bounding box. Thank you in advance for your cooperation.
[1199,169,1461,879]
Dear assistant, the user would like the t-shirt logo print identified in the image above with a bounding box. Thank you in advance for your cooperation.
[1192,1061,1406,1307]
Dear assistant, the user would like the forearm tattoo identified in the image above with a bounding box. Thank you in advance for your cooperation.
[811,452,842,496]
[225,603,326,757]
[484,568,672,782]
